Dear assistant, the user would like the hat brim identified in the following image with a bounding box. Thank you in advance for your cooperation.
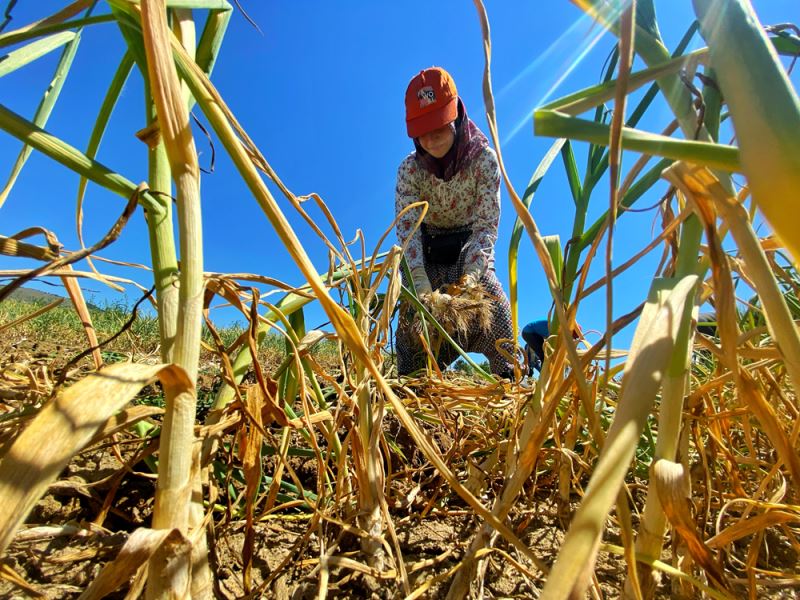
[406,96,458,138]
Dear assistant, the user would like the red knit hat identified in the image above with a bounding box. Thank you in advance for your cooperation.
[404,67,459,138]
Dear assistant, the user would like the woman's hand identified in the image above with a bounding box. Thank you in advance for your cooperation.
[410,266,433,296]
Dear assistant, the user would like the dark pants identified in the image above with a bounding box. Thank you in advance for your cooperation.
[395,260,515,377]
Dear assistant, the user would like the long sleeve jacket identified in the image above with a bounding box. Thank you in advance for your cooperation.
[394,146,501,275]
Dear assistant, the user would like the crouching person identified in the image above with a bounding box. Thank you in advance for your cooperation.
[393,66,514,378]
[522,319,549,375]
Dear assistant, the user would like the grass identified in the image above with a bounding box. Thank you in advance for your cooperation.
[1,296,157,352]
[0,295,338,368]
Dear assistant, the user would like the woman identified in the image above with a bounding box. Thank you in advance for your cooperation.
[394,66,514,378]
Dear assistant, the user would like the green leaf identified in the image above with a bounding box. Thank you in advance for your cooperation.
[561,141,582,208]
[0,31,75,78]
[586,45,618,174]
[76,51,135,238]
[0,103,164,217]
[628,21,699,131]
[543,235,564,289]
[0,30,83,208]
[279,309,306,405]
[507,138,565,339]
[694,0,800,262]
[770,32,800,57]
[635,0,661,40]
[578,157,672,251]
[540,48,707,118]
[534,110,741,173]
[0,14,114,49]
[109,5,148,73]
[195,5,232,76]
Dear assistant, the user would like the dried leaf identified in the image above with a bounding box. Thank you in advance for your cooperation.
[240,383,264,593]
[78,527,190,600]
[654,459,730,592]
[706,509,800,549]
[0,362,192,555]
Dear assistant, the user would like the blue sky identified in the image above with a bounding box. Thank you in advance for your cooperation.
[1,1,797,352]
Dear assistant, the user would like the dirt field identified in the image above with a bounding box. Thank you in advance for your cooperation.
[0,329,797,599]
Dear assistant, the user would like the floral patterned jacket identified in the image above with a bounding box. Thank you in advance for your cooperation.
[394,146,501,275]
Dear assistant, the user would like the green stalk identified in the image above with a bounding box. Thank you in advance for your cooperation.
[267,305,342,467]
[140,1,205,597]
[702,67,721,143]
[562,140,583,206]
[623,218,700,599]
[561,142,589,302]
[145,94,180,365]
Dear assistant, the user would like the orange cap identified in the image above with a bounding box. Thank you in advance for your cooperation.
[404,67,459,138]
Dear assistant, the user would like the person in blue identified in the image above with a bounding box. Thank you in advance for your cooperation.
[521,319,549,375]
[696,312,718,337]
[523,313,717,375]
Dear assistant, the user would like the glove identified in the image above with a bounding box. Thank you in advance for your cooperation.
[410,266,432,296]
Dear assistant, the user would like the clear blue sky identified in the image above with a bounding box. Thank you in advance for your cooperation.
[1,1,797,351]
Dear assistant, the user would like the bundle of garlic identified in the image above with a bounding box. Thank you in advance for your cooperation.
[414,277,494,343]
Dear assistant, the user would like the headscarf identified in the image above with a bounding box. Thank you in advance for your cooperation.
[413,99,489,182]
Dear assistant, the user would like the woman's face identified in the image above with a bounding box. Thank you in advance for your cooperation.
[418,123,455,158]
